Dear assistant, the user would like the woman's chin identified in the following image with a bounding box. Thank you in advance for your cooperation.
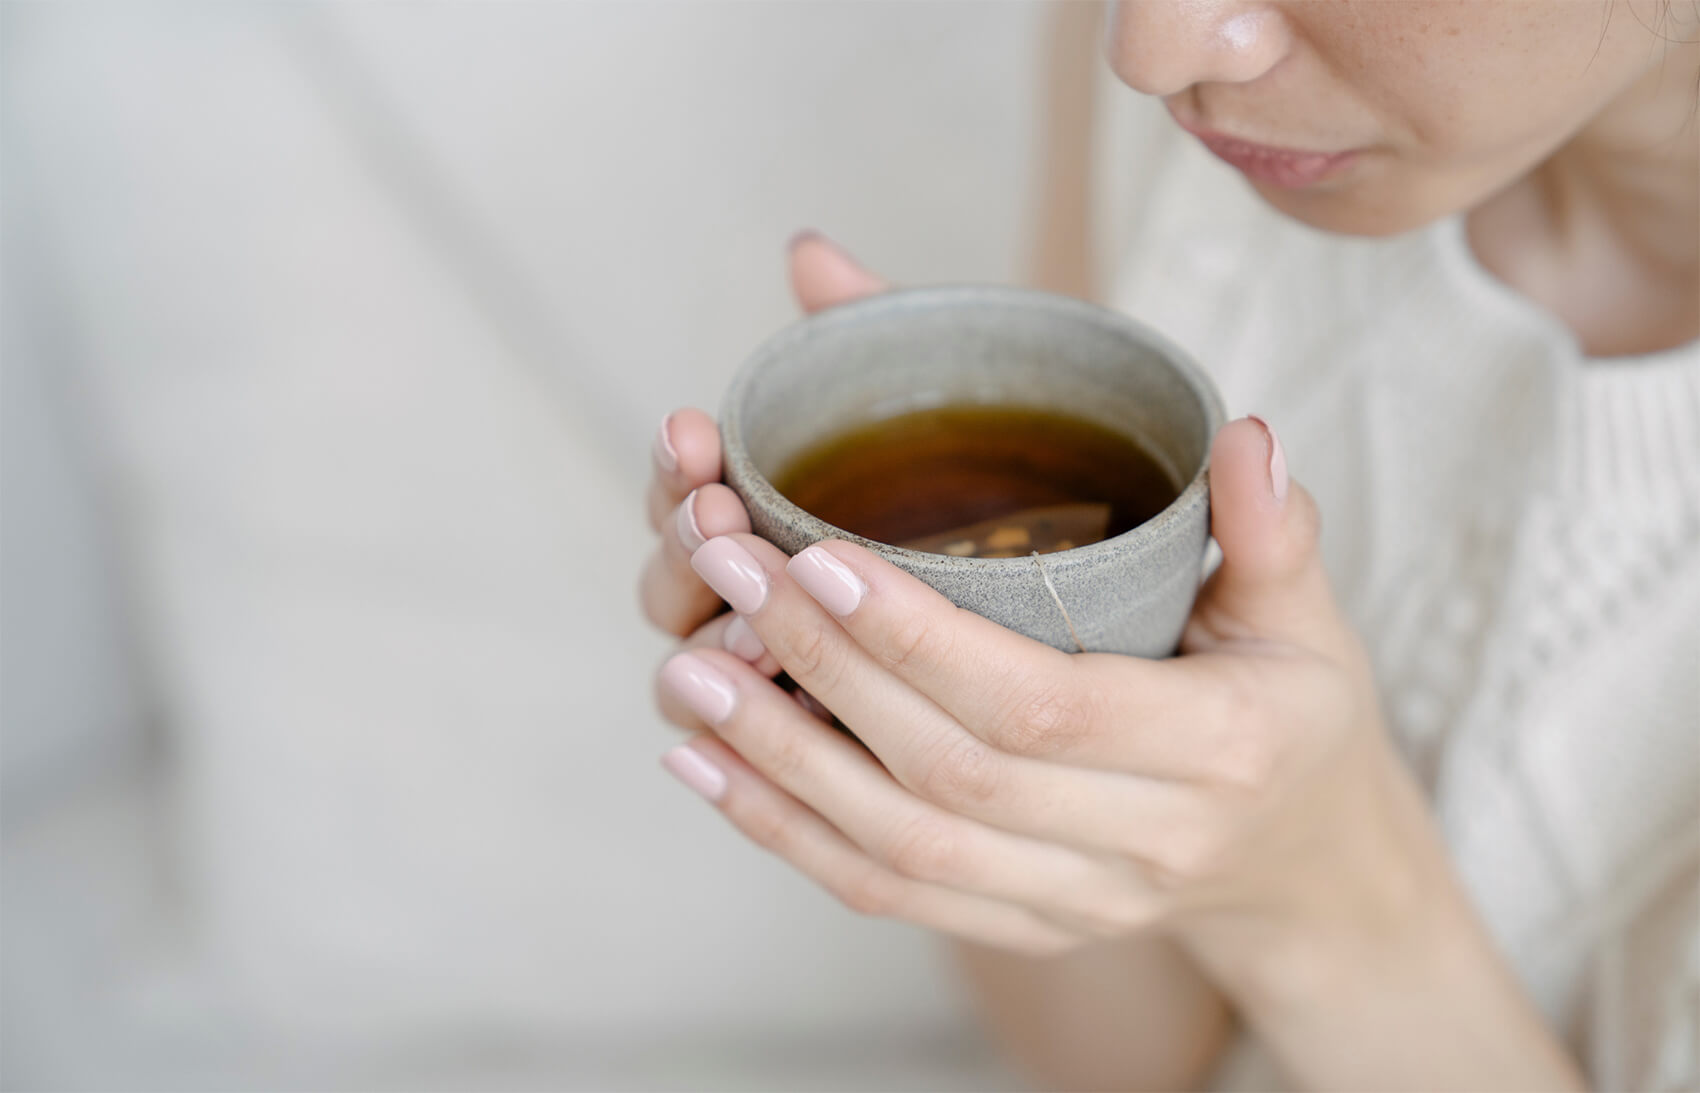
[1246,166,1452,239]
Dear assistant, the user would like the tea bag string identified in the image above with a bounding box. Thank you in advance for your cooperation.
[1030,550,1087,654]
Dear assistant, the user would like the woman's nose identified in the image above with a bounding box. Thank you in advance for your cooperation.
[1105,1,1291,97]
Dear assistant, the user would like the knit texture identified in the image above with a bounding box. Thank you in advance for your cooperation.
[1103,111,1700,1091]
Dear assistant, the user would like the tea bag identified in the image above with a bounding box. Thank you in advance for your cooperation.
[899,502,1112,558]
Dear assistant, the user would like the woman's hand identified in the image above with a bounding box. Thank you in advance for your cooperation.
[643,233,1446,963]
[640,233,1582,1089]
[639,231,889,725]
[657,405,1426,944]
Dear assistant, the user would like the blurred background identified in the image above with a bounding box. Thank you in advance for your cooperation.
[0,2,1091,1088]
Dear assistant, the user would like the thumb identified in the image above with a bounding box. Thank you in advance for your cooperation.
[787,230,889,314]
[1195,416,1339,649]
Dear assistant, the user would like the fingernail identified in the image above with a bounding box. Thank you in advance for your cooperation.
[653,413,679,475]
[691,537,768,614]
[786,227,823,253]
[787,228,859,265]
[660,653,737,726]
[661,744,728,802]
[787,545,866,617]
[1249,415,1288,504]
[676,488,706,552]
[794,688,833,722]
[722,615,766,661]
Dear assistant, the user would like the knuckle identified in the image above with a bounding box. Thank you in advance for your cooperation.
[1072,896,1160,940]
[985,676,1091,758]
[1215,730,1277,791]
[739,805,792,856]
[1154,826,1230,886]
[644,483,670,533]
[638,557,698,637]
[1213,666,1264,728]
[1065,866,1167,937]
[760,722,812,785]
[1290,487,1323,556]
[1263,485,1325,579]
[879,610,952,674]
[1145,862,1191,892]
[832,868,900,918]
[780,623,846,692]
[881,816,960,883]
[1205,668,1293,790]
[915,735,1004,807]
[637,561,674,631]
[1199,677,1270,782]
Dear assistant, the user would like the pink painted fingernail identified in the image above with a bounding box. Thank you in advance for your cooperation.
[676,488,707,552]
[722,615,766,661]
[660,652,737,725]
[788,545,866,617]
[691,537,768,614]
[1249,415,1288,504]
[661,744,728,802]
[787,228,863,267]
[653,413,679,474]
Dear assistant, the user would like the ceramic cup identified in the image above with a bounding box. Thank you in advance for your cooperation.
[720,285,1225,658]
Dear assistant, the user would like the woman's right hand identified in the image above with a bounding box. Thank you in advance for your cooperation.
[639,232,888,728]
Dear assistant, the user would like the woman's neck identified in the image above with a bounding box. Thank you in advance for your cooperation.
[1467,36,1700,358]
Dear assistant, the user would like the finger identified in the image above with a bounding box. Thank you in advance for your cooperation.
[783,539,1231,781]
[654,613,787,731]
[685,537,1204,877]
[788,230,889,315]
[646,408,722,532]
[659,647,1154,932]
[639,484,753,637]
[1185,416,1342,654]
[655,664,827,733]
[659,614,782,729]
[662,736,1082,955]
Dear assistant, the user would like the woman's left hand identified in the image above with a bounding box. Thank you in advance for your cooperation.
[660,415,1461,994]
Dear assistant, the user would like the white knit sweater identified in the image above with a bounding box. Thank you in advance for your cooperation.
[1101,104,1700,1091]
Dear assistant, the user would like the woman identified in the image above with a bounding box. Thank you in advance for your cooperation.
[639,3,1698,1088]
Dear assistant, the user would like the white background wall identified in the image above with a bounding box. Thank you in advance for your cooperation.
[1,3,1049,1088]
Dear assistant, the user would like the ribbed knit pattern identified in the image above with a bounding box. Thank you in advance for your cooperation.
[1105,123,1699,1091]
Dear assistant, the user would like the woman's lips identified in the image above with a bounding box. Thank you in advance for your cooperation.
[1195,132,1358,188]
[1170,112,1360,188]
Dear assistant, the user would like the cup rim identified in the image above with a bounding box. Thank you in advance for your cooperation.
[721,284,1226,569]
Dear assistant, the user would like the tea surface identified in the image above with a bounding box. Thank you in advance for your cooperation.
[771,404,1179,556]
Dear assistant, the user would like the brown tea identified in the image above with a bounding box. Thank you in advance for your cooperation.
[771,404,1180,557]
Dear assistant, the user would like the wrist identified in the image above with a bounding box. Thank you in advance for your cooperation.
[1171,827,1584,1091]
[1179,751,1458,1009]
[1185,872,1467,1020]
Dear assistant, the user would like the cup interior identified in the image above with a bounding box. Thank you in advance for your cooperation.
[729,287,1219,525]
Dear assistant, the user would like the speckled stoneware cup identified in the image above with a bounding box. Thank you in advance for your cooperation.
[720,285,1225,658]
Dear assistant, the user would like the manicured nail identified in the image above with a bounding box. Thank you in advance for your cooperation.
[661,744,728,802]
[660,653,737,726]
[722,615,766,661]
[691,537,769,614]
[653,413,679,475]
[787,545,866,617]
[676,488,706,552]
[794,688,833,722]
[787,228,861,265]
[1249,415,1288,504]
[786,228,823,253]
